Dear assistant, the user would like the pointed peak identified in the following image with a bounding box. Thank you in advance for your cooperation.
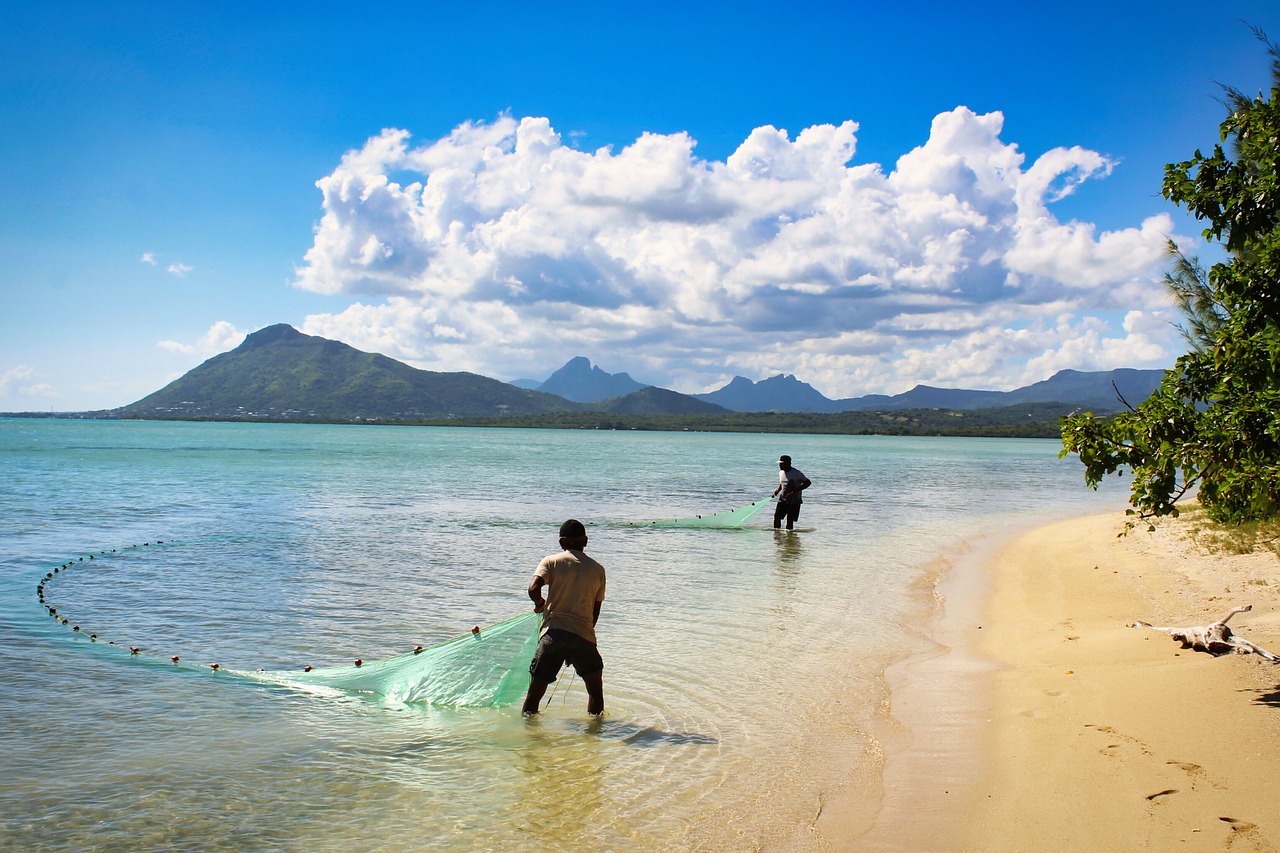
[241,324,303,347]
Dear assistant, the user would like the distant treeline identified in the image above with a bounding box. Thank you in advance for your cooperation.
[390,401,1076,437]
[4,401,1082,438]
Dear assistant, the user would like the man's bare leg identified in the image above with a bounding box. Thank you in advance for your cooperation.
[582,672,604,716]
[523,677,549,715]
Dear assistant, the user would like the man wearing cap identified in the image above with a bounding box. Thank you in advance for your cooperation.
[522,519,607,716]
[772,455,812,530]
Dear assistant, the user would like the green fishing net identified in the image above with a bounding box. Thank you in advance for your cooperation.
[41,503,765,711]
[624,496,772,528]
[229,611,542,706]
[38,544,543,708]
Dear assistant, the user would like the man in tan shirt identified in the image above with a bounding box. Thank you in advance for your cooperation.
[522,518,607,716]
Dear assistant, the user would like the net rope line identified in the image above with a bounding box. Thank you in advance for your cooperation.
[35,541,540,708]
[34,499,770,706]
[621,496,773,528]
[546,661,578,709]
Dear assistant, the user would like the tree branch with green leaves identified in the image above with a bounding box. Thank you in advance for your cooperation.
[1061,28,1280,530]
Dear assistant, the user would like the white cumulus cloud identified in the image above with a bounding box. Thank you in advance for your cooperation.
[0,365,56,399]
[157,321,246,356]
[293,110,1181,397]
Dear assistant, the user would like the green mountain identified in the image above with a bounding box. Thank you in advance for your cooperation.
[587,386,728,414]
[118,324,580,420]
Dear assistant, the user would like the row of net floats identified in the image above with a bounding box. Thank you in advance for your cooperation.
[34,542,472,675]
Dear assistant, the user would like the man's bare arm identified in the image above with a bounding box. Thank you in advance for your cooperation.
[528,575,547,612]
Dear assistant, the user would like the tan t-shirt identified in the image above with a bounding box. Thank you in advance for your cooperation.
[534,549,606,644]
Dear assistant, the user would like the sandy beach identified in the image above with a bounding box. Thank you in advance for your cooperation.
[944,510,1280,852]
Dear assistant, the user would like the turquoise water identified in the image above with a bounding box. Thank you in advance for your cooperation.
[0,419,1124,851]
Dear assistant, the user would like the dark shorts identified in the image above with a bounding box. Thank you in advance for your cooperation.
[528,629,604,683]
[774,497,802,526]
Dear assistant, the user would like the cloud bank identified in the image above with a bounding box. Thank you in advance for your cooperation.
[292,110,1178,397]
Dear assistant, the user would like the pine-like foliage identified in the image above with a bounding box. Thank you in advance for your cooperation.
[1061,29,1280,526]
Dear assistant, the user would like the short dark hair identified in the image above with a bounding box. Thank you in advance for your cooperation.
[559,518,587,539]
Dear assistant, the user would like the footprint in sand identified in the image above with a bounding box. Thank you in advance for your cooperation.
[1167,760,1223,791]
[1085,723,1154,758]
[1221,817,1256,830]
[1219,817,1267,851]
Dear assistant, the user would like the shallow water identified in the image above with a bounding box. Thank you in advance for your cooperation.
[0,419,1124,851]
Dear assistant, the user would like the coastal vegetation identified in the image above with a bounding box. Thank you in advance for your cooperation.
[1171,505,1280,558]
[12,403,1077,438]
[1061,30,1280,525]
[394,402,1078,437]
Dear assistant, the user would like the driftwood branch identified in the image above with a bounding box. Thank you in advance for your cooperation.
[1132,605,1279,662]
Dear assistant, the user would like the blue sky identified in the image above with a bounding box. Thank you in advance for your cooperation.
[3,1,1278,411]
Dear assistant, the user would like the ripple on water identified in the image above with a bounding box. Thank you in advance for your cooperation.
[1,422,1127,851]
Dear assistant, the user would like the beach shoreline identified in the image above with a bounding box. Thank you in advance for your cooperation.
[847,520,1028,852]
[859,508,1280,852]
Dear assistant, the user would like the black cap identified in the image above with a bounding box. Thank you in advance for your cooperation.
[559,519,586,538]
[778,455,791,464]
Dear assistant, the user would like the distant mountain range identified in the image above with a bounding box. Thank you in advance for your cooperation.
[691,368,1166,414]
[44,323,1164,422]
[516,350,1165,415]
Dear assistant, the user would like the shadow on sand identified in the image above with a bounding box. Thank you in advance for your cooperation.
[1247,684,1280,708]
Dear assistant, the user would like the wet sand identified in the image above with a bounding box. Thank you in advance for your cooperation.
[843,509,1280,852]
[951,511,1280,851]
